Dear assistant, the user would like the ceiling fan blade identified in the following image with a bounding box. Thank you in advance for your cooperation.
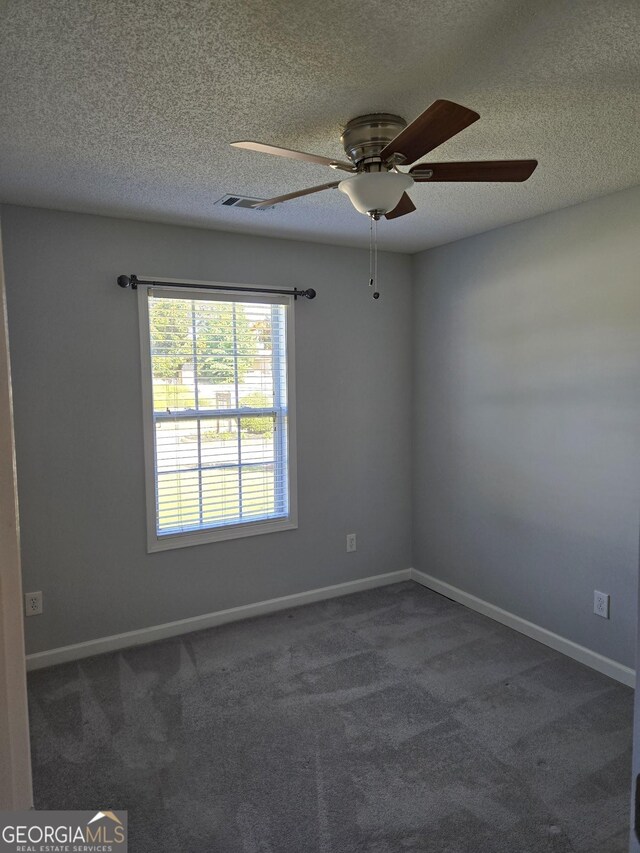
[252,181,341,208]
[410,159,538,182]
[231,141,354,173]
[380,100,480,166]
[384,192,416,220]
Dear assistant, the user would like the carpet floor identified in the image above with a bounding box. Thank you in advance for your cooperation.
[28,582,633,852]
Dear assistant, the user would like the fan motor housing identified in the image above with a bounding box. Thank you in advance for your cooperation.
[341,114,407,167]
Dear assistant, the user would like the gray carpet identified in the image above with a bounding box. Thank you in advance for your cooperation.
[28,582,633,852]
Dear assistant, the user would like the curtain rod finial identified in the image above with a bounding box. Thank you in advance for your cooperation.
[117,274,138,289]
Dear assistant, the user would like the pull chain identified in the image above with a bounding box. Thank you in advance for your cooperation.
[369,215,374,292]
[368,213,380,300]
[373,215,379,299]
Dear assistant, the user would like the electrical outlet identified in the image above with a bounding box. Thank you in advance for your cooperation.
[24,591,43,617]
[346,533,357,553]
[594,590,610,619]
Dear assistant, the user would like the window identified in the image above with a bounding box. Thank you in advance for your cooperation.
[138,282,297,551]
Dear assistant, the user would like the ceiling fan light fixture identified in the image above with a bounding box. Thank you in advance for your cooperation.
[338,171,413,215]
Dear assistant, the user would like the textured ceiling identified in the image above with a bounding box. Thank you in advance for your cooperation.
[0,0,639,253]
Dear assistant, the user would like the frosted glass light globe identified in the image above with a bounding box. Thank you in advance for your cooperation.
[338,171,413,215]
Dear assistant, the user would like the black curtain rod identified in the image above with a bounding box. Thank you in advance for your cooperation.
[117,274,316,300]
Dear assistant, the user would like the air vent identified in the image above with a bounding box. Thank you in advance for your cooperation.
[215,194,275,211]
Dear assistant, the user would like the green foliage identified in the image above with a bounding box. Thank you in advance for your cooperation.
[251,318,272,345]
[149,297,254,384]
[179,429,237,443]
[202,430,236,442]
[241,392,274,438]
[196,300,252,384]
[149,299,192,380]
[152,384,213,411]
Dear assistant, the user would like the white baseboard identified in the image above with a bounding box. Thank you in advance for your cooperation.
[26,569,412,671]
[411,568,635,688]
[26,567,636,688]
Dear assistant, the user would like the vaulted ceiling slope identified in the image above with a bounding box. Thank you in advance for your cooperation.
[0,0,639,253]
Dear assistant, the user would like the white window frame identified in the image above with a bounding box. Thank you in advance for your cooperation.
[138,277,298,552]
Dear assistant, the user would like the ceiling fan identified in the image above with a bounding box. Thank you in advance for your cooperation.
[231,100,538,221]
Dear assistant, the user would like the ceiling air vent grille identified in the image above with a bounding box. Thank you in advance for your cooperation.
[215,194,274,211]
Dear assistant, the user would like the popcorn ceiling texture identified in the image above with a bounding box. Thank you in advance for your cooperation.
[0,0,639,252]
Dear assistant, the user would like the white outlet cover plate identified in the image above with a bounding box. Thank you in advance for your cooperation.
[594,590,610,619]
[25,591,43,616]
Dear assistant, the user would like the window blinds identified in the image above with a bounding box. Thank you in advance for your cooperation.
[146,290,290,536]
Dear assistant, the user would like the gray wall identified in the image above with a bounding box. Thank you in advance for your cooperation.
[412,184,640,669]
[0,205,413,655]
[4,188,639,670]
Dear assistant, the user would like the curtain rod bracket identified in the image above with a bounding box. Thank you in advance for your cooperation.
[117,274,315,300]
